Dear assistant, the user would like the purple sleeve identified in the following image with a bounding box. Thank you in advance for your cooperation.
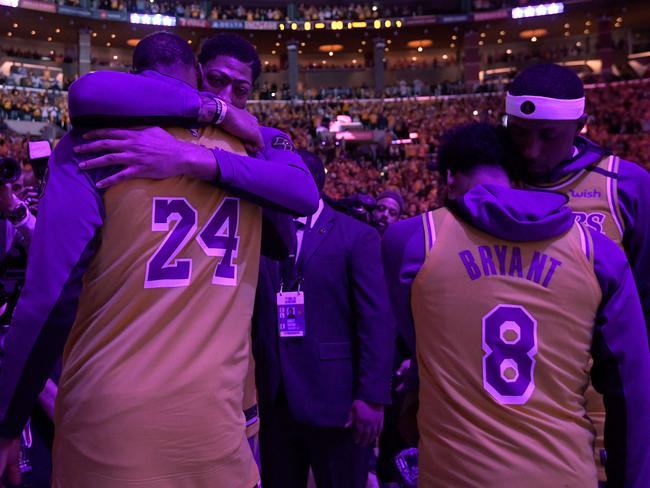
[0,133,103,438]
[381,217,426,357]
[68,71,319,216]
[213,127,319,216]
[590,229,650,488]
[617,160,650,329]
[68,71,201,127]
[349,222,395,405]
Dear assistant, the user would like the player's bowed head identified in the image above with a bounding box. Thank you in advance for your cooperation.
[505,63,589,180]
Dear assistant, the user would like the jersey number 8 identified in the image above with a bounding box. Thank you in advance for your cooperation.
[482,304,538,405]
[144,197,240,288]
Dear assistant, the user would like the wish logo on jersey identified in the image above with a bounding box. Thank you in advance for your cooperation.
[569,188,602,199]
[574,212,605,234]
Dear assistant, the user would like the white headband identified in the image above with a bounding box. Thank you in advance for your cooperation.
[505,92,585,120]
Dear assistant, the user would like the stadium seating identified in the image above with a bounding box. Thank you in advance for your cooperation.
[0,78,647,215]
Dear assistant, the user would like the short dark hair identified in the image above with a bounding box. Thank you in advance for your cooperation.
[509,63,584,99]
[199,33,262,82]
[132,31,195,73]
[438,123,520,182]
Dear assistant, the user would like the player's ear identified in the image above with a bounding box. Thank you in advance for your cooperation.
[576,114,588,135]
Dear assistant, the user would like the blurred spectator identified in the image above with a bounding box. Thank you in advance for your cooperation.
[0,88,69,128]
[371,190,404,234]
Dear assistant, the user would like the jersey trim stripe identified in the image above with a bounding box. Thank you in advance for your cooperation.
[421,213,430,255]
[422,211,436,255]
[607,156,625,237]
[575,222,594,265]
[577,221,588,259]
[426,211,436,254]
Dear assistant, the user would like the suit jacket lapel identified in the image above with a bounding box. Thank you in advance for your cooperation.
[298,203,336,270]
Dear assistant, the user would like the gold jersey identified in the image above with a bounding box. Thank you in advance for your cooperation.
[412,207,602,487]
[53,127,262,488]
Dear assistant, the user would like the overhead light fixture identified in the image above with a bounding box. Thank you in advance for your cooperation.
[318,44,344,53]
[406,39,432,49]
[512,2,564,19]
[129,13,176,26]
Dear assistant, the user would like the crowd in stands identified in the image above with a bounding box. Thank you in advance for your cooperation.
[0,87,69,127]
[0,79,647,215]
[44,0,542,21]
[249,79,650,214]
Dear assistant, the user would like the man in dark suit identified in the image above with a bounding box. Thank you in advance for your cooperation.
[252,150,394,488]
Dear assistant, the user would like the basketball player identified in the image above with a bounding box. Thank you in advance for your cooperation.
[505,63,650,484]
[0,32,317,487]
[65,33,318,462]
[506,63,650,329]
[382,123,650,487]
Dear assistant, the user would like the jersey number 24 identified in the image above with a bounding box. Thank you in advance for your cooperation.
[144,196,240,288]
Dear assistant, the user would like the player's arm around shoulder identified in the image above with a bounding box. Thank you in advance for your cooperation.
[68,71,198,124]
[589,229,650,488]
[247,127,319,214]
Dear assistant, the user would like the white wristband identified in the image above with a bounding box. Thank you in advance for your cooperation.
[215,98,228,125]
